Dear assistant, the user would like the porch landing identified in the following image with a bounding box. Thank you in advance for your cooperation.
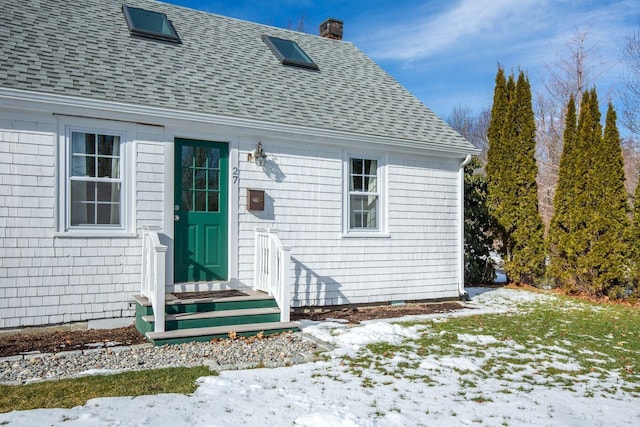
[134,290,300,345]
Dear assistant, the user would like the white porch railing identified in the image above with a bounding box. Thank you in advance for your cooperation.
[141,226,167,333]
[254,228,292,322]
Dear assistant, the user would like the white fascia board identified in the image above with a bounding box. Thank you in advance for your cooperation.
[0,88,480,158]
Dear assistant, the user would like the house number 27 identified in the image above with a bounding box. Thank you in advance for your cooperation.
[232,167,239,184]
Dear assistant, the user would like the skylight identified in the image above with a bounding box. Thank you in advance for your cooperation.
[122,5,181,43]
[262,35,318,70]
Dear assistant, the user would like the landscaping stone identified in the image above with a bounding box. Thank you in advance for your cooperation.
[0,333,320,385]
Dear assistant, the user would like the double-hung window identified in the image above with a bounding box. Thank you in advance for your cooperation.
[67,131,123,229]
[348,157,379,231]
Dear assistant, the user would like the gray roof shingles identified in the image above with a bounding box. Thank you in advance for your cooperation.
[0,0,475,152]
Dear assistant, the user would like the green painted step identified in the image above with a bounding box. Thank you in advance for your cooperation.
[133,292,278,315]
[133,297,154,316]
[146,321,301,346]
[165,296,277,314]
[141,307,282,331]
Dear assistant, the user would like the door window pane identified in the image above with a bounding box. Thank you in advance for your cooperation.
[181,190,193,211]
[195,169,207,190]
[208,170,219,190]
[181,146,194,167]
[195,191,207,211]
[207,148,220,169]
[195,148,208,167]
[180,145,222,212]
[182,169,193,192]
[208,191,219,212]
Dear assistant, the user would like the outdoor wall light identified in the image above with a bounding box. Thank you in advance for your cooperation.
[249,141,268,166]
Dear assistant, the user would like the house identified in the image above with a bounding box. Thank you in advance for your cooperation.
[0,0,478,343]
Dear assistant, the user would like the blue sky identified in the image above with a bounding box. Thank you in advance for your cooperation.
[164,0,639,122]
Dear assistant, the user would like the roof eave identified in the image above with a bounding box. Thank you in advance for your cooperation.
[0,88,479,157]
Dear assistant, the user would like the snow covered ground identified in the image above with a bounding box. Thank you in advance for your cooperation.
[2,287,639,426]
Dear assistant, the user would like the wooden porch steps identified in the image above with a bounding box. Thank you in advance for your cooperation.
[133,290,300,345]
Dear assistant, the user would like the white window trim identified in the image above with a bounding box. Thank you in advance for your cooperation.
[341,151,389,238]
[55,119,136,237]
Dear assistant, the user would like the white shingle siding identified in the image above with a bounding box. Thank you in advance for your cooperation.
[136,129,166,230]
[0,114,166,328]
[236,140,461,307]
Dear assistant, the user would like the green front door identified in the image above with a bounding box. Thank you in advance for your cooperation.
[174,139,228,282]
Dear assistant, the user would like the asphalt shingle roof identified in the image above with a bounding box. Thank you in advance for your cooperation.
[0,0,475,153]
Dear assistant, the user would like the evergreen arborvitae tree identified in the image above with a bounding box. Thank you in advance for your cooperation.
[487,67,509,164]
[547,95,578,286]
[486,69,513,271]
[464,156,495,285]
[632,180,640,290]
[486,70,545,284]
[585,103,630,296]
[549,91,630,296]
[550,90,599,292]
[503,72,546,283]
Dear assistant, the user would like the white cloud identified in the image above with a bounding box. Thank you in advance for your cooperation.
[357,0,640,67]
[359,0,545,61]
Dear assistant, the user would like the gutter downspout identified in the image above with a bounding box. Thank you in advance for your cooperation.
[458,154,472,301]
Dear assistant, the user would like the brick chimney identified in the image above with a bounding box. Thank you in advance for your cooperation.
[319,18,343,40]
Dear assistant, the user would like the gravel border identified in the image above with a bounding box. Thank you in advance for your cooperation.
[0,333,329,385]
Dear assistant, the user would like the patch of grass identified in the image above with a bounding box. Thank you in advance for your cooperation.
[349,292,640,397]
[471,395,494,403]
[0,366,213,413]
[397,361,412,370]
[367,342,413,355]
[411,296,640,384]
[310,372,344,383]
[460,378,477,388]
[403,373,435,384]
[361,377,376,388]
